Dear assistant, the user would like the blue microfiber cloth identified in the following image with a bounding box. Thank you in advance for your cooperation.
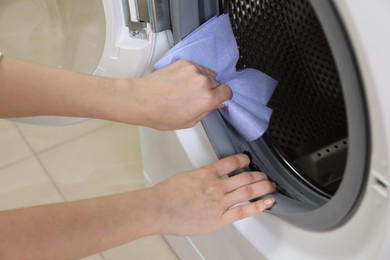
[155,14,277,142]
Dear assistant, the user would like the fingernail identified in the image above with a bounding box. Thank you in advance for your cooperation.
[264,197,275,206]
[218,103,227,109]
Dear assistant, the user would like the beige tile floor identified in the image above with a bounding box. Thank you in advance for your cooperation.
[0,118,178,260]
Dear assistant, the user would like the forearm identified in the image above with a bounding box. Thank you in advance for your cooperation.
[0,189,159,260]
[0,57,231,130]
[0,56,135,122]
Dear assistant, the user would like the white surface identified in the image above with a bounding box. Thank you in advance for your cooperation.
[336,0,390,258]
[0,0,172,78]
[1,0,172,125]
[0,0,106,74]
[95,0,172,78]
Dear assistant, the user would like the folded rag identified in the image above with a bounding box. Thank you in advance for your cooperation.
[154,14,277,142]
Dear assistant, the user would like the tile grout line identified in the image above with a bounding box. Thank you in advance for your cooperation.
[11,125,109,260]
[17,121,114,156]
[12,121,132,260]
[11,121,127,201]
[12,123,68,201]
[0,155,35,172]
[11,121,115,202]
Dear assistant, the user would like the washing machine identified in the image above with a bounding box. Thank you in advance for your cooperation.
[1,0,390,259]
[139,0,390,259]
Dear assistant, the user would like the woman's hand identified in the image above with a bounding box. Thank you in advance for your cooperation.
[117,60,232,130]
[0,154,274,259]
[148,154,275,236]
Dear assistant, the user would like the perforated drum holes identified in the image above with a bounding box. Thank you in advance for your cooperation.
[316,139,348,158]
[227,0,348,195]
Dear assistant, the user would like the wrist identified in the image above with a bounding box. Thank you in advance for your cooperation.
[106,78,144,124]
[131,187,167,236]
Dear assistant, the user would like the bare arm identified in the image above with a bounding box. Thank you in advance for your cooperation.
[0,154,275,259]
[0,56,231,130]
[0,55,275,259]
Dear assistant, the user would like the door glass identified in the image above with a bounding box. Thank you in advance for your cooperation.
[0,0,106,74]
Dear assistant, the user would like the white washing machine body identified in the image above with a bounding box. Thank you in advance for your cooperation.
[139,0,390,259]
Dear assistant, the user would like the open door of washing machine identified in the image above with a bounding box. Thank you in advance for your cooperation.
[0,0,173,125]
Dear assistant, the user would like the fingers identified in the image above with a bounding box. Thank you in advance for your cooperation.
[222,198,275,224]
[212,84,233,103]
[200,66,217,79]
[181,60,231,94]
[180,60,233,107]
[192,62,217,78]
[207,154,250,178]
[222,180,275,208]
[222,171,269,192]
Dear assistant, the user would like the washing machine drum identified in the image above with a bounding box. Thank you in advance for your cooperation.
[202,0,369,230]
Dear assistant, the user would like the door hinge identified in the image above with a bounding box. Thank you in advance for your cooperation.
[122,0,171,39]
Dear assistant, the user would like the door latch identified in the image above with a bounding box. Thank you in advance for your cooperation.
[122,0,171,39]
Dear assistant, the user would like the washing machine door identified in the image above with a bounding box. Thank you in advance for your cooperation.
[200,0,370,230]
[0,0,172,125]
